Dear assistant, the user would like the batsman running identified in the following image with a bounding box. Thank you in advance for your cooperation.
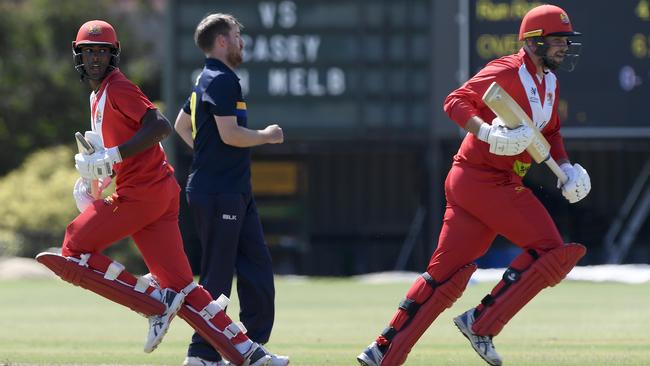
[358,5,591,366]
[36,19,284,366]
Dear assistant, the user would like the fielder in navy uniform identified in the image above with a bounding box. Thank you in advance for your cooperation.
[174,13,287,366]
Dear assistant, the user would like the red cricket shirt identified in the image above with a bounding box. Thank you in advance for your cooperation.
[443,48,568,177]
[89,69,174,198]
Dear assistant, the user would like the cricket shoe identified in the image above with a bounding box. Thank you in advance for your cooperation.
[356,341,384,366]
[183,356,228,366]
[242,343,272,366]
[144,288,186,353]
[453,309,503,366]
[259,345,289,366]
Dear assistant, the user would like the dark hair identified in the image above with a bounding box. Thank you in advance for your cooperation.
[194,13,243,52]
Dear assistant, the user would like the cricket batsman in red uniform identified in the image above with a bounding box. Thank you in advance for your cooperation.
[36,19,283,366]
[358,5,591,366]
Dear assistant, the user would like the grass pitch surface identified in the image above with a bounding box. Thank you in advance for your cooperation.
[1,277,649,365]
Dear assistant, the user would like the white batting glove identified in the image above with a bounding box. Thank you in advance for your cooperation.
[72,176,112,212]
[557,163,591,203]
[477,117,533,156]
[75,146,122,180]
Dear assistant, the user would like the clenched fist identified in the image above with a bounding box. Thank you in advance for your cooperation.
[263,124,284,144]
[557,163,591,203]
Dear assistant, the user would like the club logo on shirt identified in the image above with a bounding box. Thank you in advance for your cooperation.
[528,87,539,104]
[95,109,103,125]
[513,160,531,177]
[546,92,554,104]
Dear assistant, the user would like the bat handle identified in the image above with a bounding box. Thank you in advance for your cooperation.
[90,180,101,200]
[545,158,569,185]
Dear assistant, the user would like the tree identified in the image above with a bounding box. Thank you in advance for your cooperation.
[0,0,160,176]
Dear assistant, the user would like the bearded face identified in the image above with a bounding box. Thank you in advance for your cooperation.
[542,36,568,70]
[226,38,243,67]
[528,36,580,72]
[225,26,244,67]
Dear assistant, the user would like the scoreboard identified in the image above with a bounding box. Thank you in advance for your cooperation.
[166,0,432,140]
[470,0,650,131]
[165,0,649,138]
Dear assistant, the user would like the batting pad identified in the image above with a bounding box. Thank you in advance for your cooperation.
[179,304,246,365]
[472,243,586,336]
[382,263,477,366]
[36,252,165,316]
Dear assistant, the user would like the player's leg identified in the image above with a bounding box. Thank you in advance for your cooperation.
[358,201,494,366]
[449,177,584,366]
[37,195,174,316]
[184,192,246,363]
[460,183,584,337]
[236,195,287,365]
[360,164,502,366]
[135,191,274,365]
[236,195,275,343]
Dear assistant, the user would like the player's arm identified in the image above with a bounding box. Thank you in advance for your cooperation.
[76,85,172,180]
[444,60,514,128]
[117,108,172,159]
[543,97,590,203]
[215,116,283,148]
[205,76,283,148]
[460,110,533,158]
[174,109,194,149]
[462,116,485,135]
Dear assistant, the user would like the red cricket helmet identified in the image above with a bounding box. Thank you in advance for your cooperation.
[73,20,120,49]
[72,20,121,80]
[518,5,581,40]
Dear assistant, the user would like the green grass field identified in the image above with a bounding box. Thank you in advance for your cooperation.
[1,277,649,366]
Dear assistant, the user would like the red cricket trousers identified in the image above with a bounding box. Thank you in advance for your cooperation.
[61,175,193,291]
[427,162,563,282]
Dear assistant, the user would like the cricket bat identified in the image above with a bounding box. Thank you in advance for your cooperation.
[75,132,100,199]
[482,82,568,184]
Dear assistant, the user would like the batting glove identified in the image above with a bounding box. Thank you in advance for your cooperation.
[477,117,533,156]
[75,146,122,180]
[557,163,591,203]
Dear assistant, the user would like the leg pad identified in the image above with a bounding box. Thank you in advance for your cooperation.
[472,243,586,336]
[179,304,246,365]
[36,252,164,316]
[381,263,477,366]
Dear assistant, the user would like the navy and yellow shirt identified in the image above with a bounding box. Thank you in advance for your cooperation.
[182,58,251,193]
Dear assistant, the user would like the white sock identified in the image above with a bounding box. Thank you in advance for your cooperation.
[149,288,162,302]
[235,339,254,354]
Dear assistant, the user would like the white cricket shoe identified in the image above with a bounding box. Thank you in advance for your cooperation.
[144,288,186,353]
[183,356,228,366]
[453,309,503,366]
[356,341,384,366]
[259,345,289,366]
[242,343,272,366]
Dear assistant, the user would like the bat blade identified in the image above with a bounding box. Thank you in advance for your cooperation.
[482,82,567,184]
[75,132,100,199]
[75,132,95,154]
